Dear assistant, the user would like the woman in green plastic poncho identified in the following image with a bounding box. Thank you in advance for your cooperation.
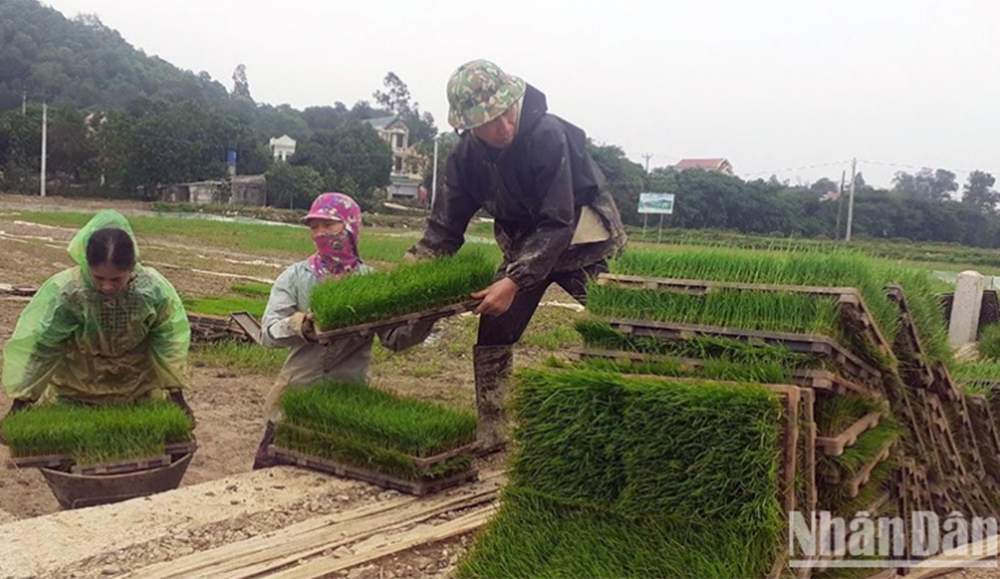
[1,210,193,420]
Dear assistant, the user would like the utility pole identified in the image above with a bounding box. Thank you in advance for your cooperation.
[845,158,857,242]
[431,136,440,209]
[21,90,26,115]
[40,101,47,198]
[834,170,846,240]
[641,153,653,173]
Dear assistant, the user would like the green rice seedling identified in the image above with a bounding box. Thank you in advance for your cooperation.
[952,360,1000,386]
[818,460,896,517]
[572,356,793,391]
[509,369,627,509]
[823,422,902,477]
[182,295,267,318]
[455,487,781,579]
[1,401,193,465]
[610,247,902,339]
[191,340,287,375]
[230,282,272,298]
[278,381,476,458]
[616,377,785,524]
[274,422,472,481]
[587,285,844,339]
[310,248,496,331]
[573,319,820,370]
[979,323,1000,362]
[814,395,887,437]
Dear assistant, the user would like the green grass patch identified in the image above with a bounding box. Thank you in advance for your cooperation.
[0,401,193,465]
[278,381,476,458]
[230,282,272,298]
[5,210,502,264]
[979,323,1000,362]
[310,249,496,331]
[521,325,582,351]
[191,340,286,375]
[182,295,266,318]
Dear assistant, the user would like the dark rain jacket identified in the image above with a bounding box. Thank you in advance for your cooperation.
[407,84,627,289]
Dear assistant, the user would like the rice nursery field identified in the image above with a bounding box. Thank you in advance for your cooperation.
[0,401,193,465]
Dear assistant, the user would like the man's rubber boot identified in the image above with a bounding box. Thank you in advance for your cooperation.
[252,421,277,470]
[473,344,514,456]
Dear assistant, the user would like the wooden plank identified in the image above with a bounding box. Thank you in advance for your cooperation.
[817,412,884,457]
[314,300,481,343]
[266,507,495,579]
[122,473,505,579]
[268,445,478,496]
[604,318,882,380]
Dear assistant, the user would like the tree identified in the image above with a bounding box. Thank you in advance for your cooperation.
[587,142,646,225]
[265,163,322,209]
[962,171,999,214]
[232,64,252,102]
[373,72,412,115]
[809,177,838,195]
[929,169,959,201]
[372,72,437,146]
[893,168,957,201]
[289,122,392,210]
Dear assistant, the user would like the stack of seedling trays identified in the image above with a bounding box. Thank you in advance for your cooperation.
[267,382,479,495]
[309,250,496,342]
[456,248,1000,579]
[1,401,196,509]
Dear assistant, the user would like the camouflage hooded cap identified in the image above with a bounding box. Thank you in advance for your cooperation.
[447,60,526,131]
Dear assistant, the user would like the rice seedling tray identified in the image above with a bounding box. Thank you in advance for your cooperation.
[188,312,254,343]
[885,285,937,389]
[314,300,481,343]
[596,274,896,359]
[820,438,896,497]
[816,412,884,457]
[603,318,883,381]
[966,395,1000,482]
[266,445,478,496]
[6,441,198,470]
[574,347,878,396]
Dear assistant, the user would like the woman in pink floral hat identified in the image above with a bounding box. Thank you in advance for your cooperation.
[251,192,433,469]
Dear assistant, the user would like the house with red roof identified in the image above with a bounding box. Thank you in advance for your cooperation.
[672,158,734,176]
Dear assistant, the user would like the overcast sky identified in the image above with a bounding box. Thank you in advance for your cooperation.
[42,0,1000,188]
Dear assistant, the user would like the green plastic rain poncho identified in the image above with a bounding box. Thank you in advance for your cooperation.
[2,210,191,404]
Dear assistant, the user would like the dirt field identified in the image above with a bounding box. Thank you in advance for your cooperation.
[0,195,583,578]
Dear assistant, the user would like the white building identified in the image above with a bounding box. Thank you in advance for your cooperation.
[268,135,297,162]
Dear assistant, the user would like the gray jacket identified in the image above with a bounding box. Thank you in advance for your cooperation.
[260,260,431,420]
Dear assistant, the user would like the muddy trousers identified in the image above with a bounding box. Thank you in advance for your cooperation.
[473,261,608,453]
